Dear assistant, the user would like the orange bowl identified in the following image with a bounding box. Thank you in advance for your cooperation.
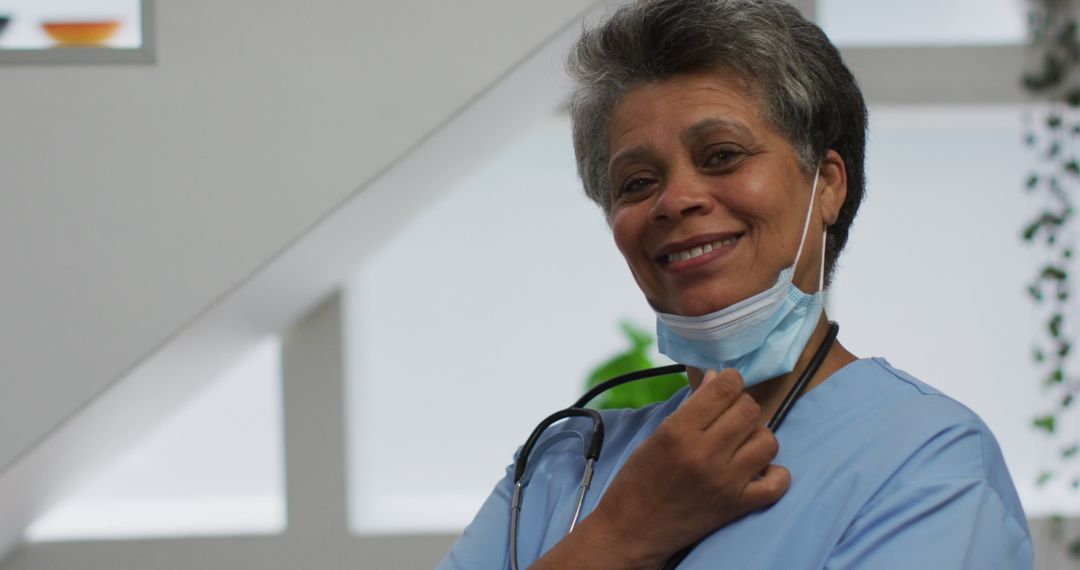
[42,20,120,46]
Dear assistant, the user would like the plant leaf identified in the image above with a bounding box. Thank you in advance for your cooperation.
[1049,313,1064,338]
[1035,414,1058,433]
[1043,266,1068,281]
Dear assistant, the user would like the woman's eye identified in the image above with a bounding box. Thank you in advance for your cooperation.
[619,176,656,196]
[704,147,742,168]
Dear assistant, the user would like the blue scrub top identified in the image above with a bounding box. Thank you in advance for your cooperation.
[439,358,1033,569]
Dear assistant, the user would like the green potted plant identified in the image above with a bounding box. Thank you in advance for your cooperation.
[584,320,688,409]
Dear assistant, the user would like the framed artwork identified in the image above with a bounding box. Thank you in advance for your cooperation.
[0,0,153,64]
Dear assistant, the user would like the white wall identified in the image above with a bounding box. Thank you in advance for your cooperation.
[0,0,593,475]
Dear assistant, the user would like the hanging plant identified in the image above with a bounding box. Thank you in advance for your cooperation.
[1023,0,1080,558]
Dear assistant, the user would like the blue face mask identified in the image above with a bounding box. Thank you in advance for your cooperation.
[654,170,826,387]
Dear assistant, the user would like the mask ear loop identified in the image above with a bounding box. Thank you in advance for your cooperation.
[819,229,826,293]
[792,168,822,278]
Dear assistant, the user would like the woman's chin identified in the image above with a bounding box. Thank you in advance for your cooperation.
[664,298,736,317]
[670,285,760,314]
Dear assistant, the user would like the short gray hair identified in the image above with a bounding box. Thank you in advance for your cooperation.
[567,0,867,282]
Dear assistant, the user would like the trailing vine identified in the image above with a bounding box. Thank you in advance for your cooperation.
[1024,0,1080,557]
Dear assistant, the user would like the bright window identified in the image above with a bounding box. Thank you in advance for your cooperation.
[819,0,1026,46]
[26,338,286,541]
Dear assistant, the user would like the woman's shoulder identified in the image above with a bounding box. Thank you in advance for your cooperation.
[819,357,993,434]
[819,358,1002,461]
[762,358,1033,567]
[805,357,1026,520]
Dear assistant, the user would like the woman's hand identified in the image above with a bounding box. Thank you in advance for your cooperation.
[533,368,790,569]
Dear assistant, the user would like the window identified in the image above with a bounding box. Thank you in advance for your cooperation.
[27,338,285,541]
[820,0,1025,46]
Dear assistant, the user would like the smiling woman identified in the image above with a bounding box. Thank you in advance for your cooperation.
[438,1,1034,569]
[606,74,845,316]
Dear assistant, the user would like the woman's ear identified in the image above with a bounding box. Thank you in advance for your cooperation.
[819,149,848,226]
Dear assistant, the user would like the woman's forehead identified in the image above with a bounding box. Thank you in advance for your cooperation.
[608,116,759,173]
[607,75,770,157]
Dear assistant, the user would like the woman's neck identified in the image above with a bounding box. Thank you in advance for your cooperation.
[686,314,857,424]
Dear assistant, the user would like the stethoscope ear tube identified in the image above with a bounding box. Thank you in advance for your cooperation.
[510,365,690,570]
[766,321,838,431]
[513,407,603,484]
[511,407,603,570]
[574,363,687,408]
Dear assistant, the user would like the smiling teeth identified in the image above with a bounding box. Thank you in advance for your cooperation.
[666,237,738,263]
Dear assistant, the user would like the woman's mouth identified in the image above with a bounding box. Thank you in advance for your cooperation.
[664,236,739,263]
[658,233,742,271]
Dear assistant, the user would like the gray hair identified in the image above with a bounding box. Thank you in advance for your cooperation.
[567,0,867,282]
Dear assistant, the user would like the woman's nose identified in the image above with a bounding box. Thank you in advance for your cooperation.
[650,172,714,222]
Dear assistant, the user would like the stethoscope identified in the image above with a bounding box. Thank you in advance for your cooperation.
[509,322,839,570]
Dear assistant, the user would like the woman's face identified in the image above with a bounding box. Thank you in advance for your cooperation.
[607,72,837,317]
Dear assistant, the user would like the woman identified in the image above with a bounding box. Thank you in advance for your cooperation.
[439,0,1032,568]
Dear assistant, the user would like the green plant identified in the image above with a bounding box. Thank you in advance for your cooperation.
[1023,0,1080,558]
[584,320,688,409]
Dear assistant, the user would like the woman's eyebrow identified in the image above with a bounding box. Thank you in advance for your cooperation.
[608,118,755,175]
[683,117,754,143]
[608,145,655,176]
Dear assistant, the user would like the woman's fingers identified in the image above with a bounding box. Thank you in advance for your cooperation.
[671,368,745,431]
[737,464,791,515]
[705,392,762,451]
[728,425,779,474]
[590,366,792,558]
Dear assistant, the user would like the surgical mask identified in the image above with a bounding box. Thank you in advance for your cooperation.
[654,170,826,387]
